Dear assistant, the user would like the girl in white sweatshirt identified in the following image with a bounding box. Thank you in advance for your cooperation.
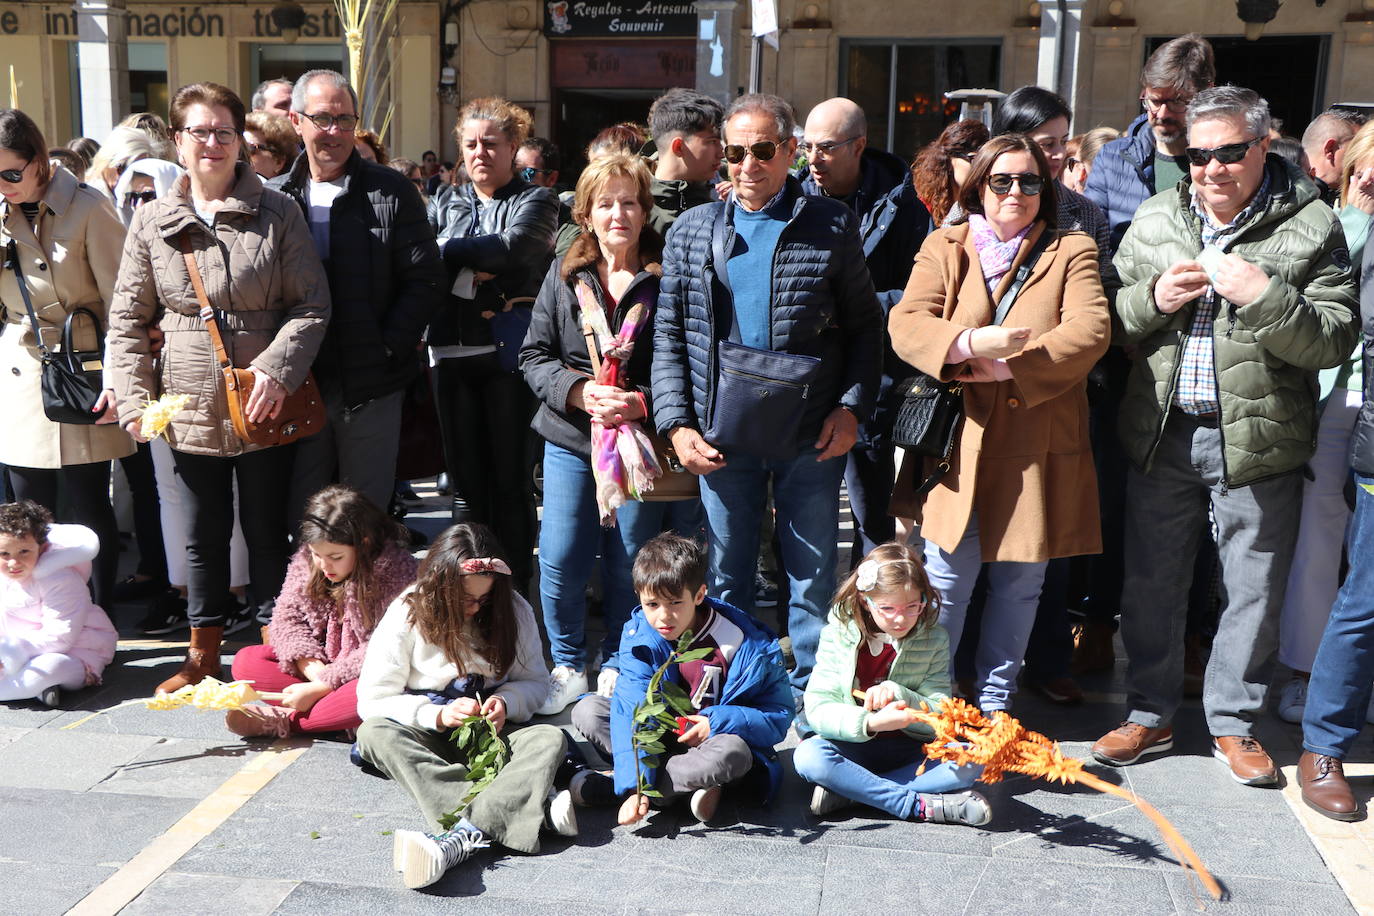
[355,523,576,890]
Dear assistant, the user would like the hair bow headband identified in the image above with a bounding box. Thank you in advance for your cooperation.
[855,558,909,592]
[460,557,511,576]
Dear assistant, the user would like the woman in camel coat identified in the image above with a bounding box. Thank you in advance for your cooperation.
[889,134,1109,714]
[0,109,133,610]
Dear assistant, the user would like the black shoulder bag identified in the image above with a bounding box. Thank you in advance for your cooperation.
[891,230,1052,495]
[7,239,105,425]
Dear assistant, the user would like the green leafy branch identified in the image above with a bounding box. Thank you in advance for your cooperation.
[437,713,511,830]
[629,630,714,798]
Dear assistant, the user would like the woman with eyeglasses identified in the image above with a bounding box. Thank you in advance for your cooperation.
[427,97,559,590]
[107,82,330,694]
[888,133,1110,715]
[244,111,297,180]
[0,108,132,612]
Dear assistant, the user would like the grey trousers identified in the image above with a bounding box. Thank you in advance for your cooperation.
[289,388,405,526]
[571,695,753,798]
[355,717,566,854]
[1119,412,1302,736]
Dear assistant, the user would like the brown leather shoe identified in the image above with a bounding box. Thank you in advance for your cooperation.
[1212,736,1278,787]
[1298,752,1361,821]
[1091,722,1174,766]
[156,626,224,695]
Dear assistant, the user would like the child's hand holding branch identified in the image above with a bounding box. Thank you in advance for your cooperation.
[862,684,897,711]
[864,700,912,735]
[439,697,482,728]
[618,792,651,826]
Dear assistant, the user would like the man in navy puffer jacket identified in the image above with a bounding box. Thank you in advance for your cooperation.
[651,93,882,714]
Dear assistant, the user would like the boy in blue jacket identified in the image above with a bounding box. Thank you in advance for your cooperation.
[570,533,794,824]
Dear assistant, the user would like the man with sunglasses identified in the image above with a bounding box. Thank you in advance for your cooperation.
[1085,32,1215,253]
[271,69,445,525]
[797,97,929,566]
[1094,86,1359,788]
[652,93,882,719]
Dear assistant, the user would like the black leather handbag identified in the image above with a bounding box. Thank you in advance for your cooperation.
[7,239,105,425]
[892,230,1052,495]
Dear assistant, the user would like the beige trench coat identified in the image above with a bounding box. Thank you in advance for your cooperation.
[0,166,134,469]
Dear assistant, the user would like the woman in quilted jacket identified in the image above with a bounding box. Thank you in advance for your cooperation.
[225,485,415,737]
[793,542,989,825]
[107,82,329,695]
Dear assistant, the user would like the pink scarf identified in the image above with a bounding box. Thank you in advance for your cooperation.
[969,214,1031,294]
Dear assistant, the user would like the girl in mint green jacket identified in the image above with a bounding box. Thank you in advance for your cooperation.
[795,542,989,825]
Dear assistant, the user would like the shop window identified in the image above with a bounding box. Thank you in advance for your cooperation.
[250,43,345,91]
[129,42,168,116]
[840,40,1001,161]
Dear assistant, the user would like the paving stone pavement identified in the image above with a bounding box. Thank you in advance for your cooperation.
[2,489,1371,914]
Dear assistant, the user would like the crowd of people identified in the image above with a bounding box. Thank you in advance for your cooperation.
[1,28,1373,889]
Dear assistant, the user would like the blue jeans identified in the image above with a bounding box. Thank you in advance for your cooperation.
[698,448,846,701]
[793,736,982,819]
[1303,472,1374,759]
[537,442,639,671]
[923,511,1048,712]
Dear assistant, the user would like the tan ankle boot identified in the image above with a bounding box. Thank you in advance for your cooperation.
[157,626,224,694]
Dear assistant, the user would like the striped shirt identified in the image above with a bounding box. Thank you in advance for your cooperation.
[1174,173,1272,416]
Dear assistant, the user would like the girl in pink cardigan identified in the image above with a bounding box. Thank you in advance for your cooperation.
[0,501,116,708]
[226,485,418,737]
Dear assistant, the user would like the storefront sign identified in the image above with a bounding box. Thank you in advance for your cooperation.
[544,2,697,38]
[551,39,695,88]
[9,5,341,39]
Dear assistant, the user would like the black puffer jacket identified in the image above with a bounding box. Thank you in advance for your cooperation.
[429,176,559,348]
[1352,234,1374,475]
[651,177,883,449]
[270,150,444,407]
[520,231,663,458]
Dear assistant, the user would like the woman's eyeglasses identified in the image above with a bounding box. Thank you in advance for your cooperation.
[0,161,31,183]
[460,592,491,609]
[723,140,782,164]
[1184,137,1262,167]
[987,172,1044,196]
[181,126,240,146]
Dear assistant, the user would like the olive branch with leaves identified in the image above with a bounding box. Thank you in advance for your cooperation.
[629,630,713,798]
[436,709,512,830]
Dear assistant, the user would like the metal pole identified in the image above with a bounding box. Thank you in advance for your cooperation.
[748,35,763,93]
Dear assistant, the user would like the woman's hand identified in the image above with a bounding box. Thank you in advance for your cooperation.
[245,368,286,424]
[92,389,120,425]
[618,792,651,826]
[584,383,644,425]
[279,681,332,714]
[952,358,1006,384]
[968,326,1032,359]
[481,694,507,733]
[124,419,149,443]
[864,700,912,735]
[438,697,483,728]
[1348,165,1374,216]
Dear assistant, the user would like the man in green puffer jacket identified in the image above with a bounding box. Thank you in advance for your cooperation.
[1091,87,1360,788]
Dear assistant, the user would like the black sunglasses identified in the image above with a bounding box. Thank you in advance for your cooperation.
[723,140,783,164]
[1184,137,1262,167]
[987,172,1044,196]
[128,190,157,205]
[0,160,30,184]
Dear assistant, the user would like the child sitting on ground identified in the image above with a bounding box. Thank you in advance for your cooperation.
[569,532,793,825]
[354,523,576,890]
[793,541,990,825]
[0,500,117,708]
[225,485,417,737]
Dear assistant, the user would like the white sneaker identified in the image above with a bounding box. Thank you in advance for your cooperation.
[396,824,488,889]
[1276,676,1308,724]
[596,667,619,697]
[809,784,850,817]
[543,788,579,836]
[536,666,588,716]
[689,785,722,823]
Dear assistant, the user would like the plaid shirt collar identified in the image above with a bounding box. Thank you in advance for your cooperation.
[1190,170,1272,245]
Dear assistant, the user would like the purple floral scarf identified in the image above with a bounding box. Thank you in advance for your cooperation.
[969,214,1031,295]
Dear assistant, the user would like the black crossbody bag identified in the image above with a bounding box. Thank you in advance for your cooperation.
[892,230,1052,496]
[7,239,105,425]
